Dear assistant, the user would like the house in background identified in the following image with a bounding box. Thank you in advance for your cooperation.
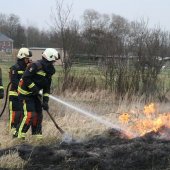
[0,33,13,54]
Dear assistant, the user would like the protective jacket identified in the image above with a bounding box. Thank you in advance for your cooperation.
[9,59,27,99]
[18,58,55,103]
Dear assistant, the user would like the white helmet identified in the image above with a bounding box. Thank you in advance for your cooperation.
[42,48,60,62]
[17,48,32,59]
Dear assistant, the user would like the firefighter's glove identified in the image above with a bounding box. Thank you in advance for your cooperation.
[31,85,39,95]
[0,88,4,99]
[42,102,49,111]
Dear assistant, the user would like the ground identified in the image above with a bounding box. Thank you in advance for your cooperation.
[0,91,170,169]
[0,128,170,170]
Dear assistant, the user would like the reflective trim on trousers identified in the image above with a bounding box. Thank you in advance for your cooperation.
[18,101,27,138]
[18,132,26,139]
[34,134,43,139]
[9,101,13,129]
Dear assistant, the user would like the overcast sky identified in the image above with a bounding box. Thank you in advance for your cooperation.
[0,0,170,31]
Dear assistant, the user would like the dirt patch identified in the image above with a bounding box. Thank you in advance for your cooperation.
[1,128,170,170]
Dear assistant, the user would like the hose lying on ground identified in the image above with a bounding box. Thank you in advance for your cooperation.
[0,82,11,117]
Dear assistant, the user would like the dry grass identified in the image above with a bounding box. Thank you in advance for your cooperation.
[0,90,169,169]
[0,152,26,169]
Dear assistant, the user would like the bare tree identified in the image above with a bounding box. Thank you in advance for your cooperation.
[51,0,81,91]
[0,13,26,47]
[51,0,73,71]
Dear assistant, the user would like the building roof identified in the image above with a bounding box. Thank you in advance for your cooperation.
[0,33,13,42]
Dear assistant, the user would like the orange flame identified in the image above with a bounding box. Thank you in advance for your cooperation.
[119,112,130,124]
[143,103,156,117]
[118,103,170,137]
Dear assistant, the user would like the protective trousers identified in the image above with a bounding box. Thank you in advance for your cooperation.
[17,96,43,139]
[9,95,22,135]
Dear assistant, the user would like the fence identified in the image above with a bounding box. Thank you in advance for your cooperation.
[0,51,16,63]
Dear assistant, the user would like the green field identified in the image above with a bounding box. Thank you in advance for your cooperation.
[0,60,170,97]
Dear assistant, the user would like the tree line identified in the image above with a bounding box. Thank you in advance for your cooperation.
[0,1,170,100]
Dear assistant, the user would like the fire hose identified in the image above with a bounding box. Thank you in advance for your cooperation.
[45,108,73,142]
[0,82,11,117]
[46,110,65,134]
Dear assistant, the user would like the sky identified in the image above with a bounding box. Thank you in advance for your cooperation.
[0,0,170,31]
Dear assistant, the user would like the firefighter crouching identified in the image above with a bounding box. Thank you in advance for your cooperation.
[0,67,4,99]
[17,48,60,140]
[9,48,32,137]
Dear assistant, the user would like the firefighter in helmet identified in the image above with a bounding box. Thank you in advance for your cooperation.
[17,48,60,139]
[9,48,32,137]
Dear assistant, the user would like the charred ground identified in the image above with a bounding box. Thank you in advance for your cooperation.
[0,127,170,170]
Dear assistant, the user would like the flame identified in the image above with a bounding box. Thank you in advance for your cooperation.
[143,103,156,117]
[118,103,170,138]
[119,112,130,124]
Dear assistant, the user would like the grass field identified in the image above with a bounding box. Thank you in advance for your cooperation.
[0,61,169,169]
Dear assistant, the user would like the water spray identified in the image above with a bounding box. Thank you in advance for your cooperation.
[49,94,135,138]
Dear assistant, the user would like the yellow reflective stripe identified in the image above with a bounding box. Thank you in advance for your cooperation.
[18,132,26,138]
[9,91,18,96]
[18,101,27,139]
[28,83,35,88]
[36,71,46,76]
[9,101,13,129]
[35,134,43,139]
[18,71,24,74]
[0,86,4,89]
[43,93,49,97]
[18,86,31,95]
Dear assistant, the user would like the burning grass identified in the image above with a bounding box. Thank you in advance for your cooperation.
[118,103,170,139]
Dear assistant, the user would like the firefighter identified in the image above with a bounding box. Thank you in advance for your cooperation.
[17,48,60,139]
[0,67,4,99]
[9,48,32,137]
